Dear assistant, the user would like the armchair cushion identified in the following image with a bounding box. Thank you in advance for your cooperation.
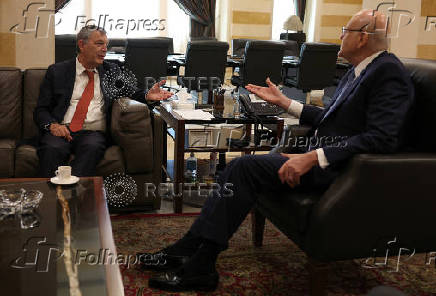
[15,144,38,177]
[96,145,125,177]
[15,144,126,178]
[256,189,322,238]
[304,153,436,261]
[0,139,16,177]
[23,68,46,139]
[0,68,22,140]
[111,98,154,174]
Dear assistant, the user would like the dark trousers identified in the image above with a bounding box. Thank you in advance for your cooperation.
[189,153,319,247]
[37,130,107,177]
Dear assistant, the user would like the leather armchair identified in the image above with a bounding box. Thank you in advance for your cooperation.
[0,67,164,211]
[252,58,436,295]
[231,40,285,88]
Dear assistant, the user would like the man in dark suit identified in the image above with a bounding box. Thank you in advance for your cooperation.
[141,10,414,292]
[34,25,172,177]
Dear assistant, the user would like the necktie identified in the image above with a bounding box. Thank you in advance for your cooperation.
[69,70,94,132]
[307,70,355,152]
[320,70,356,123]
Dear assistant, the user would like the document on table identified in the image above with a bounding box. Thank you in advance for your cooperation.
[173,109,215,120]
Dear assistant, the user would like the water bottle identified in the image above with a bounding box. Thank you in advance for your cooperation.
[209,152,217,176]
[186,152,197,183]
[233,88,240,118]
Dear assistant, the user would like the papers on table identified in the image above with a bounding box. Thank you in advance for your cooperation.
[173,109,215,120]
[248,94,266,103]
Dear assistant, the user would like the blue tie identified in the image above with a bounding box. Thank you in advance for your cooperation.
[320,70,356,123]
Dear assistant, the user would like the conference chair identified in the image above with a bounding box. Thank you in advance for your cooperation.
[153,37,181,79]
[108,38,126,53]
[284,42,339,104]
[178,40,229,96]
[55,34,76,63]
[190,36,218,41]
[280,32,306,51]
[125,38,169,90]
[231,39,253,57]
[282,40,299,57]
[253,58,436,296]
[154,37,174,54]
[231,40,285,88]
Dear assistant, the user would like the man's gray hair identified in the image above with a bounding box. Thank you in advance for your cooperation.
[76,25,107,53]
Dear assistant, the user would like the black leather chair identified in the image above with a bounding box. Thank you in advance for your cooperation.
[284,42,339,104]
[231,40,285,87]
[125,38,169,90]
[154,37,174,54]
[178,40,229,93]
[108,38,126,53]
[190,36,218,41]
[55,34,76,63]
[282,40,299,57]
[280,32,306,51]
[231,38,253,57]
[153,37,180,78]
[252,58,436,295]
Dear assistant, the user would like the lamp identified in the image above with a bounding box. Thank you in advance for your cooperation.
[283,15,303,33]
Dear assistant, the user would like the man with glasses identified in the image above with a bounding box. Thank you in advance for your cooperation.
[34,25,172,177]
[139,9,414,292]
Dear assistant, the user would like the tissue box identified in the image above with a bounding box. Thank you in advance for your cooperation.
[171,100,195,110]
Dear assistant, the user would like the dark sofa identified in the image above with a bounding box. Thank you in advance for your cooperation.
[0,67,164,211]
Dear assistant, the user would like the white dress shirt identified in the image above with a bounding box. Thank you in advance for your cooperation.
[286,51,385,169]
[62,58,106,131]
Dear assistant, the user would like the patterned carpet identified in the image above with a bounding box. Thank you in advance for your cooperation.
[111,214,436,296]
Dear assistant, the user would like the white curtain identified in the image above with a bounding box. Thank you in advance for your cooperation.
[303,0,316,42]
[272,0,296,40]
[55,0,190,52]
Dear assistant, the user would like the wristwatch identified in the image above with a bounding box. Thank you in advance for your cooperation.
[43,122,55,131]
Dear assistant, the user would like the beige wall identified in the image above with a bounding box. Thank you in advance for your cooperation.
[230,0,274,40]
[0,0,55,68]
[316,0,362,44]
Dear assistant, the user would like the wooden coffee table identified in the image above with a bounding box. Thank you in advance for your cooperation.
[0,177,123,296]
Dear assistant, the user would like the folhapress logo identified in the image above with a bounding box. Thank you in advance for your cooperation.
[9,2,62,38]
[10,237,64,272]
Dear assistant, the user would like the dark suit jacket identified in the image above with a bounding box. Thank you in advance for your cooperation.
[33,58,148,134]
[300,51,414,187]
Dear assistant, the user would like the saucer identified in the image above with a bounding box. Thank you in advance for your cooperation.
[50,176,80,185]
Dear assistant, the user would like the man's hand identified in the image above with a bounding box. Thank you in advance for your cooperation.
[245,78,291,110]
[146,80,173,101]
[50,123,72,142]
[278,151,318,188]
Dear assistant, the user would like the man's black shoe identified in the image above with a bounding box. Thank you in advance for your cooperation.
[148,269,219,292]
[136,251,190,271]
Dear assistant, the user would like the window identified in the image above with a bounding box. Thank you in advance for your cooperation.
[55,0,190,52]
[271,0,296,40]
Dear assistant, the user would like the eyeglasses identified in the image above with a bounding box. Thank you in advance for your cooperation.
[341,23,370,35]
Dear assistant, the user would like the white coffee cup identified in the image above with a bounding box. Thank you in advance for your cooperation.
[55,166,72,180]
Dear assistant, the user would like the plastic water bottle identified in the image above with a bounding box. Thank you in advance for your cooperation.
[209,152,217,176]
[233,88,240,118]
[186,152,197,183]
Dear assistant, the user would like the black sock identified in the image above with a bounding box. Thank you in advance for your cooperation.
[177,239,223,276]
[163,231,203,257]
